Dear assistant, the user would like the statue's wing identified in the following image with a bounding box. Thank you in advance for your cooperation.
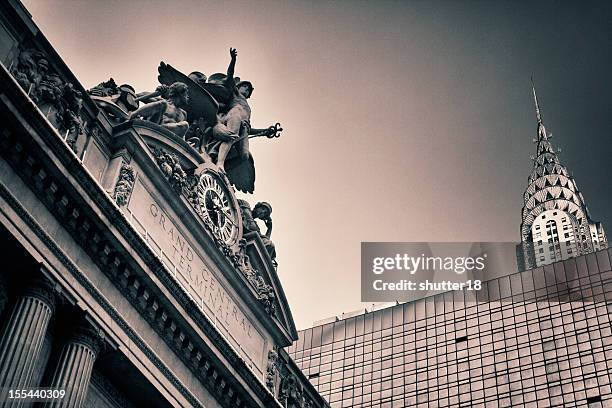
[157,62,219,125]
[225,153,255,194]
[157,62,184,87]
[201,83,233,107]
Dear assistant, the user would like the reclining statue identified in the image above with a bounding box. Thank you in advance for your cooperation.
[129,82,190,138]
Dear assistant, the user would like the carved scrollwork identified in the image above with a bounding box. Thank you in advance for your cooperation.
[182,170,277,315]
[113,163,136,206]
[152,147,187,193]
[233,240,276,315]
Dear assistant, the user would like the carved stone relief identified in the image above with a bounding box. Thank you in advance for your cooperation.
[11,47,84,152]
[113,163,136,207]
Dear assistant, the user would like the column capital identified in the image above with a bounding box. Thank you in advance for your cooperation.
[66,323,106,357]
[22,277,62,313]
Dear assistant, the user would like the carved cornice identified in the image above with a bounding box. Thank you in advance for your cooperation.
[0,181,207,408]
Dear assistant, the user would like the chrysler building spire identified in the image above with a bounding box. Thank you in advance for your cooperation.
[531,77,542,124]
[531,77,548,142]
[516,84,607,271]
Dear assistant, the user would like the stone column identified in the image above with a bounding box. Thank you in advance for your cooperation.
[41,324,104,408]
[0,272,8,318]
[0,278,59,407]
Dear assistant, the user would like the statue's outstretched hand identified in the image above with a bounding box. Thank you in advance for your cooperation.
[266,123,283,138]
[230,48,237,60]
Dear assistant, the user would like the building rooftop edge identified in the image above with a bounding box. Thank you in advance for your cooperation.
[304,248,610,331]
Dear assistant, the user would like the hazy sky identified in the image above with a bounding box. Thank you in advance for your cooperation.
[21,0,611,329]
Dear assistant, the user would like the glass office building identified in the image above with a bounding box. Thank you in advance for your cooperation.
[288,249,612,407]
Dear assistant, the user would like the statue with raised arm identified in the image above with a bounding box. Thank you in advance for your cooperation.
[156,48,282,193]
[129,82,190,137]
[208,48,251,168]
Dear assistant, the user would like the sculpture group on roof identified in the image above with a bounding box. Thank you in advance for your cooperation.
[87,47,280,265]
[11,48,84,151]
[94,47,283,194]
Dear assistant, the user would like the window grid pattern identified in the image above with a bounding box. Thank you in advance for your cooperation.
[288,250,612,408]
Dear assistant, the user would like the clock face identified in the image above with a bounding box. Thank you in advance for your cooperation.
[196,171,239,245]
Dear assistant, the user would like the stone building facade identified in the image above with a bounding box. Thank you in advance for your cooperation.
[0,1,327,407]
[289,249,612,407]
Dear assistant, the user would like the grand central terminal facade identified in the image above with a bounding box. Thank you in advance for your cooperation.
[0,1,328,407]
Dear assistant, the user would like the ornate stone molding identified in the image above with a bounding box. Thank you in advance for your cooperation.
[152,147,187,193]
[113,163,135,207]
[265,348,279,393]
[229,240,276,316]
[184,177,278,315]
[279,373,304,408]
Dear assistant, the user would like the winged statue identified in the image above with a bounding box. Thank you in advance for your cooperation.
[155,48,281,194]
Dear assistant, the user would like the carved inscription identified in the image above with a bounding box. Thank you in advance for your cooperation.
[128,180,265,369]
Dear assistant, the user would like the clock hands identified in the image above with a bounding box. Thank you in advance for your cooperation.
[220,208,237,226]
[211,196,237,227]
[198,172,237,244]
